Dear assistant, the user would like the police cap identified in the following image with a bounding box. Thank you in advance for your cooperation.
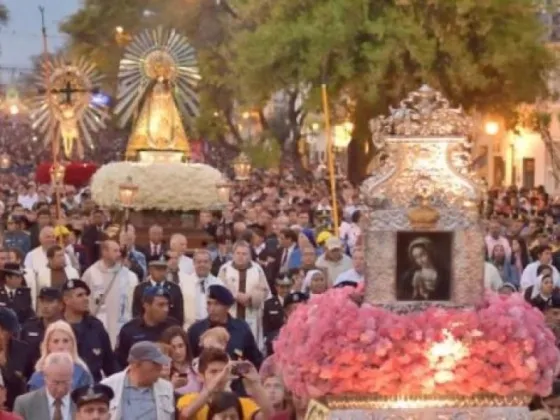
[61,279,91,295]
[38,287,62,301]
[148,254,168,268]
[142,286,170,301]
[208,285,235,307]
[283,292,308,309]
[71,384,114,408]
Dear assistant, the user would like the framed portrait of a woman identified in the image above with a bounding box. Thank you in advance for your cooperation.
[395,231,453,301]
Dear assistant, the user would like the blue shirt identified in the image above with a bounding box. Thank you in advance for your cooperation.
[28,362,93,391]
[121,373,156,420]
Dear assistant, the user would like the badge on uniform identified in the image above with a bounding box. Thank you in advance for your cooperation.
[270,310,279,314]
[93,348,101,356]
[28,332,38,337]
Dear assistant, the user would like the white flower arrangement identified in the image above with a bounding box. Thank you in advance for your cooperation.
[90,161,229,211]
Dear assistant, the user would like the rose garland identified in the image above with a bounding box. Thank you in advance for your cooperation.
[274,288,559,399]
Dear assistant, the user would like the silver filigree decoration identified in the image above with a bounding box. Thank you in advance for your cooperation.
[384,85,473,137]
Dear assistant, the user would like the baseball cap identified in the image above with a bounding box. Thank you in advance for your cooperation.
[325,237,343,250]
[127,341,170,366]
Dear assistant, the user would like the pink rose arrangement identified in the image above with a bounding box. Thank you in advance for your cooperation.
[273,288,560,399]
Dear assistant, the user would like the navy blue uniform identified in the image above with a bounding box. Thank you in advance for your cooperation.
[67,315,117,382]
[20,317,49,366]
[187,316,263,369]
[114,317,178,369]
[4,338,33,410]
[0,287,34,325]
[131,280,184,326]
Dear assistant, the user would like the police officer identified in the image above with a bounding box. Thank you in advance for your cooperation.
[262,276,292,345]
[114,286,178,369]
[61,279,117,382]
[3,215,31,255]
[0,307,31,410]
[71,384,114,420]
[0,263,34,324]
[264,291,309,356]
[20,287,63,365]
[132,255,184,325]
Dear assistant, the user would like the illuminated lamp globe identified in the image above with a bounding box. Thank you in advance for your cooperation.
[333,122,354,149]
[9,105,19,115]
[0,153,10,169]
[118,176,139,208]
[216,181,232,203]
[233,153,252,181]
[49,163,66,185]
[485,121,499,136]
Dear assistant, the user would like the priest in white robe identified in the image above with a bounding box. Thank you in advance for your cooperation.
[179,249,223,328]
[36,245,80,290]
[24,226,72,275]
[169,233,194,275]
[219,240,270,347]
[82,239,138,347]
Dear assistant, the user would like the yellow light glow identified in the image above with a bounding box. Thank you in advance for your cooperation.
[116,26,124,34]
[484,121,499,136]
[333,123,353,149]
[9,105,19,115]
[242,111,250,120]
[311,122,320,131]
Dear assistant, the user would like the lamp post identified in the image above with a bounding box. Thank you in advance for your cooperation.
[216,180,232,203]
[332,121,353,176]
[118,176,139,224]
[0,153,10,170]
[233,153,252,181]
[50,162,66,245]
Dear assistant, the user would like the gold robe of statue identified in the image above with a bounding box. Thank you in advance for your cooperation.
[125,81,190,160]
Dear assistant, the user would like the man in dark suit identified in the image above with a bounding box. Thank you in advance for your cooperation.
[132,256,184,325]
[250,225,275,290]
[139,224,167,262]
[13,352,76,419]
[0,263,34,325]
[81,209,107,269]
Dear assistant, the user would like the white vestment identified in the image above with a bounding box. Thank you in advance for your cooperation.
[82,261,137,348]
[24,246,73,275]
[178,255,195,275]
[218,261,270,347]
[179,271,224,328]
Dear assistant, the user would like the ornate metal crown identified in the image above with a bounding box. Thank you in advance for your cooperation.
[407,204,440,229]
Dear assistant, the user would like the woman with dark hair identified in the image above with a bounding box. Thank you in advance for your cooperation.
[159,325,201,394]
[207,391,244,420]
[510,236,530,279]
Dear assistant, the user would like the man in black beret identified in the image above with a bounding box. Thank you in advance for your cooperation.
[187,285,263,370]
[62,279,118,382]
[114,286,178,369]
[283,291,309,317]
[132,255,184,326]
[71,384,114,420]
[0,307,32,410]
[263,276,292,355]
[20,287,62,366]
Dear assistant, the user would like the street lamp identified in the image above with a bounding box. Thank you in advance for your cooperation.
[216,180,232,203]
[233,153,252,181]
[485,121,499,136]
[0,153,10,170]
[119,176,139,221]
[332,122,353,150]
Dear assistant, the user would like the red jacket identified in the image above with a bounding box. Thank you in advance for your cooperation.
[0,412,23,420]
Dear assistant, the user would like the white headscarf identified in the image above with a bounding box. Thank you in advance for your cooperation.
[302,269,322,293]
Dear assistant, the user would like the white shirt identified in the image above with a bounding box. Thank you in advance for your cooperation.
[17,193,38,210]
[46,390,72,420]
[179,255,194,275]
[24,247,73,274]
[484,262,503,291]
[194,274,223,319]
[520,261,560,291]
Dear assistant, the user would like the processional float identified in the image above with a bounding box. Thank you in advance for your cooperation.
[90,27,229,242]
[271,85,559,420]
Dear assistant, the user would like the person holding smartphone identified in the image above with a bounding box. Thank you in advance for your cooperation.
[177,348,273,420]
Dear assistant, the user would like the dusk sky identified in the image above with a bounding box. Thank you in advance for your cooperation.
[0,0,79,77]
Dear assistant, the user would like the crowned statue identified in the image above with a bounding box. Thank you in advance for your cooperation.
[114,27,201,163]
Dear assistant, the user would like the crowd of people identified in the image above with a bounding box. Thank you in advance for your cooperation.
[0,108,559,418]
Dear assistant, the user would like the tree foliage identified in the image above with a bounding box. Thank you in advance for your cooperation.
[227,0,558,181]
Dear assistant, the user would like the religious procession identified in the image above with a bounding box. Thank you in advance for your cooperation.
[0,1,560,420]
